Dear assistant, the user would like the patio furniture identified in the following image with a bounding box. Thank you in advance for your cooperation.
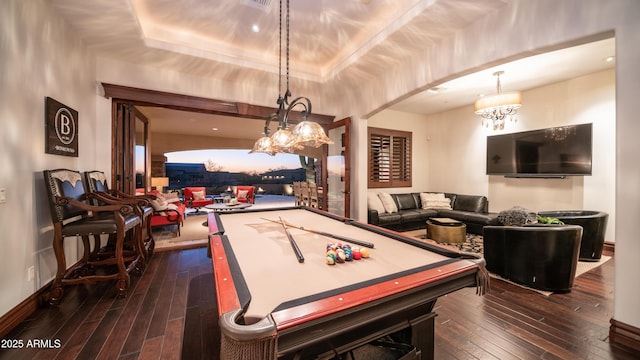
[236,185,256,204]
[184,187,213,215]
[148,190,186,236]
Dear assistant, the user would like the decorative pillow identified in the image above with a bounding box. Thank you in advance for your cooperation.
[163,193,180,203]
[149,196,169,211]
[420,192,445,201]
[153,191,166,200]
[367,192,386,213]
[497,206,538,226]
[192,190,205,200]
[377,192,398,213]
[420,193,452,210]
[237,190,249,199]
[157,203,179,216]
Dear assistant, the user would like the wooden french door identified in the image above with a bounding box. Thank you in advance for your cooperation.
[322,117,351,217]
[112,102,149,194]
[112,103,135,193]
[105,83,336,199]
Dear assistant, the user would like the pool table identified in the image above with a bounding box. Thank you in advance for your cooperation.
[207,207,487,360]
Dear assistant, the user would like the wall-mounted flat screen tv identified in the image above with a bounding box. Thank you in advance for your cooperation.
[486,123,592,177]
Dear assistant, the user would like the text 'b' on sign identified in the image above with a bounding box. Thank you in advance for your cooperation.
[45,97,78,157]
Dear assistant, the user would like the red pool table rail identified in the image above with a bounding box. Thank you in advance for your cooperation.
[270,258,480,330]
[210,233,242,315]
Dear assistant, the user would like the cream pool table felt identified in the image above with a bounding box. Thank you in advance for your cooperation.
[207,207,486,360]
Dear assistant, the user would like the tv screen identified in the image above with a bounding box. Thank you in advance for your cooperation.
[486,123,592,177]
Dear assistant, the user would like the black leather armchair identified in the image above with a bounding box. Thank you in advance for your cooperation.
[483,224,583,292]
[537,210,608,261]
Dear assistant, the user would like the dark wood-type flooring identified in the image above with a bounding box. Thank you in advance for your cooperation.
[1,246,638,360]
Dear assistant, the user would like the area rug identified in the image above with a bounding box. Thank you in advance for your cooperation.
[152,214,209,251]
[401,229,611,296]
[152,197,296,252]
[401,229,484,254]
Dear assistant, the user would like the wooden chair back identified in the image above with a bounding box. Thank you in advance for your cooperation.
[309,183,319,208]
[300,181,310,206]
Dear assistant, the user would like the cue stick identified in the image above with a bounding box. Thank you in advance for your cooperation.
[261,217,375,249]
[279,216,305,263]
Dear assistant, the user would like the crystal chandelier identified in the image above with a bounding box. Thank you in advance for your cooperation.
[250,0,332,155]
[474,71,522,130]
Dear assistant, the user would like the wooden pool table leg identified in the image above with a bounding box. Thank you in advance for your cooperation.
[410,312,437,360]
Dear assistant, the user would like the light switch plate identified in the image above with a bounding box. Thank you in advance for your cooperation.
[0,188,6,204]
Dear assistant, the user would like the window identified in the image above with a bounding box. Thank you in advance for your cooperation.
[368,127,412,188]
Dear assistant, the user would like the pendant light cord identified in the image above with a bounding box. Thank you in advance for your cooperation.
[285,0,291,103]
[277,0,283,105]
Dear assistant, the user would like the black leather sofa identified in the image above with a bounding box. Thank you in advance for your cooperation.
[482,224,583,292]
[537,210,608,261]
[367,192,499,234]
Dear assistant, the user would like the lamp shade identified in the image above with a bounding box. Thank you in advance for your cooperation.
[151,177,169,187]
[474,91,522,115]
[292,121,333,147]
[270,128,302,153]
[249,136,276,156]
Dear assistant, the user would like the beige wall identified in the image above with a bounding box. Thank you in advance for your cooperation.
[0,0,97,316]
[487,71,616,229]
[369,70,615,243]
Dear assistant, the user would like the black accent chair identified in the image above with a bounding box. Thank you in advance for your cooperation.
[483,224,583,292]
[537,210,608,261]
[43,169,143,305]
[84,170,155,258]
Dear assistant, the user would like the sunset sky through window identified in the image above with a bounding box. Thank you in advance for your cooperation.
[165,149,302,173]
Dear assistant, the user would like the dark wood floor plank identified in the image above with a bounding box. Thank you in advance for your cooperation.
[52,320,100,360]
[436,307,523,360]
[436,292,546,359]
[435,314,506,360]
[119,277,163,356]
[168,271,189,321]
[96,291,145,360]
[74,307,123,360]
[181,304,203,360]
[161,317,183,360]
[137,336,163,360]
[143,251,174,333]
[2,246,639,360]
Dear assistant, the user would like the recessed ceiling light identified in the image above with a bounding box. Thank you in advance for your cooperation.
[252,24,260,33]
[605,56,615,62]
[212,127,219,131]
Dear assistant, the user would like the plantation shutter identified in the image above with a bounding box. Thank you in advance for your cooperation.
[368,127,412,188]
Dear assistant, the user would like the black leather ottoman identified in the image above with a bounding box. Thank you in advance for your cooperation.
[538,210,608,261]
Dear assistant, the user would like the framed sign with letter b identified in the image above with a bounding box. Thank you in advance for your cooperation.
[45,97,78,157]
